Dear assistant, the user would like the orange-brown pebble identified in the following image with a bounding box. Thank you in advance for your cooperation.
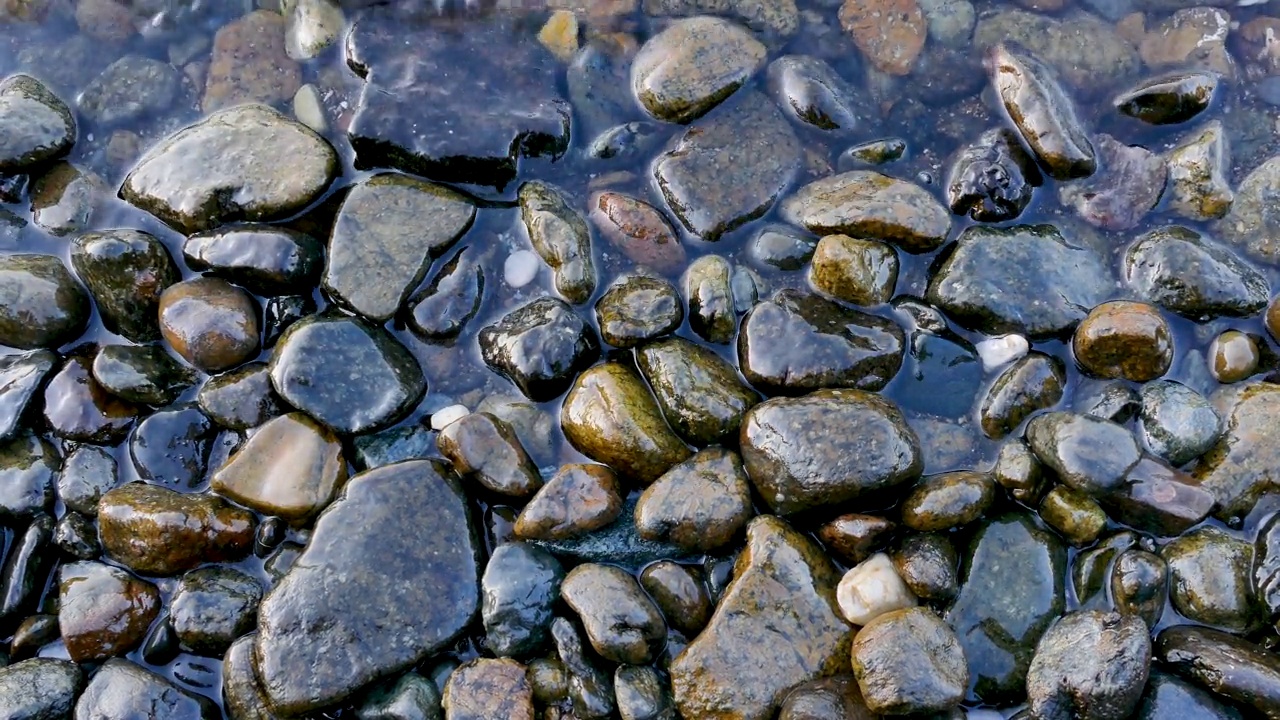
[158,277,260,373]
[1209,330,1259,383]
[588,191,687,274]
[1072,300,1173,382]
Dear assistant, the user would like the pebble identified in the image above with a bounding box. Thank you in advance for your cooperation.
[1124,225,1269,319]
[1139,380,1222,466]
[851,607,968,715]
[98,482,255,576]
[978,352,1066,439]
[198,363,284,430]
[285,0,345,61]
[443,658,535,720]
[639,561,711,636]
[1060,134,1166,231]
[630,16,766,123]
[29,162,105,238]
[780,170,951,253]
[1139,7,1234,77]
[809,234,898,305]
[901,470,996,531]
[0,74,76,173]
[514,464,623,541]
[994,438,1046,504]
[1039,485,1108,546]
[562,563,666,664]
[988,43,1096,180]
[1114,71,1217,125]
[1209,330,1260,383]
[839,0,927,76]
[170,567,262,657]
[595,275,683,348]
[917,0,976,46]
[973,10,1139,93]
[0,254,89,350]
[589,192,687,274]
[184,225,325,297]
[634,446,754,552]
[750,224,817,270]
[1167,120,1234,221]
[1073,301,1174,382]
[1217,155,1280,266]
[975,334,1029,370]
[71,229,180,343]
[765,55,862,132]
[58,561,160,662]
[836,552,916,625]
[481,542,563,658]
[431,404,470,430]
[1137,670,1246,719]
[57,444,118,516]
[293,83,327,133]
[438,412,543,499]
[892,532,959,602]
[1162,527,1262,633]
[615,665,674,720]
[42,349,141,444]
[1026,611,1151,720]
[946,127,1043,222]
[519,181,596,303]
[129,405,215,486]
[0,434,55,520]
[406,247,485,342]
[78,54,180,129]
[92,344,196,406]
[0,351,54,442]
[75,658,219,719]
[0,658,84,719]
[1111,548,1168,630]
[1157,626,1280,718]
[158,277,260,374]
[636,336,759,447]
[479,297,600,402]
[204,9,301,112]
[358,672,443,720]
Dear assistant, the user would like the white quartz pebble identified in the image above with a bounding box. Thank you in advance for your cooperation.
[836,552,917,626]
[976,334,1029,371]
[504,250,540,288]
[430,405,470,431]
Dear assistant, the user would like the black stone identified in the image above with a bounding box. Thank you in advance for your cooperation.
[482,542,564,658]
[170,567,263,657]
[91,344,196,406]
[0,350,55,441]
[946,127,1042,222]
[479,297,599,403]
[70,229,181,343]
[183,224,324,296]
[128,405,215,487]
[198,363,284,431]
[0,515,53,626]
[263,295,316,348]
[54,511,100,560]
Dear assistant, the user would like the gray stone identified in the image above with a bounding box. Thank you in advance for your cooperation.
[128,405,214,487]
[636,336,759,448]
[254,460,480,714]
[1124,226,1269,319]
[631,16,766,124]
[1192,383,1280,521]
[56,445,117,516]
[405,247,484,342]
[684,255,736,344]
[552,617,616,719]
[1162,527,1262,634]
[766,55,863,133]
[222,634,280,720]
[170,567,262,657]
[482,542,563,658]
[357,673,442,720]
[0,432,56,520]
[519,181,595,304]
[92,345,196,407]
[0,254,89,350]
[120,104,338,234]
[988,43,1095,180]
[1114,71,1217,126]
[74,659,218,720]
[780,171,951,253]
[851,607,967,715]
[1139,380,1221,466]
[1166,120,1233,221]
[198,363,285,431]
[1136,670,1244,720]
[1026,412,1142,496]
[78,55,181,128]
[325,173,475,322]
[1059,134,1165,230]
[1156,626,1280,719]
[0,658,84,720]
[927,224,1112,338]
[1026,611,1150,720]
[1217,154,1280,267]
[595,275,683,349]
[615,665,674,720]
[972,10,1138,93]
[183,225,325,297]
[479,297,599,403]
[561,563,666,665]
[0,350,54,442]
[0,74,75,173]
[634,446,753,552]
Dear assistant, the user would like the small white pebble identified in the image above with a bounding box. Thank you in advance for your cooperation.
[504,250,540,288]
[976,334,1029,371]
[836,553,917,626]
[430,405,470,431]
[293,84,328,134]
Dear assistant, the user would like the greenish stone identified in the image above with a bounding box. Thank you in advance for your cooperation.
[636,336,760,447]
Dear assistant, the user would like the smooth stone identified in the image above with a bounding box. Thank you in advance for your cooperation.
[634,446,753,552]
[766,55,862,132]
[70,229,179,344]
[993,438,1046,505]
[1253,512,1280,618]
[92,345,195,406]
[0,74,75,172]
[1026,412,1141,496]
[1025,611,1151,720]
[1073,301,1174,382]
[978,352,1066,439]
[1166,120,1233,221]
[653,90,802,240]
[325,173,474,321]
[0,254,89,350]
[615,665,674,720]
[1162,527,1262,634]
[1124,226,1269,319]
[837,553,917,626]
[852,607,967,715]
[344,8,570,189]
[54,511,100,561]
[741,388,920,515]
[357,672,442,720]
[442,658,534,720]
[562,563,666,665]
[98,483,255,576]
[0,514,53,622]
[1111,548,1168,630]
[891,533,959,602]
[78,54,180,128]
[636,336,760,447]
[0,351,54,441]
[684,255,736,344]
[197,362,284,431]
[779,170,951,253]
[0,433,56,520]
[1217,155,1280,267]
[518,181,595,304]
[128,405,215,486]
[589,192,687,275]
[479,297,599,403]
[945,513,1066,704]
[1139,380,1221,466]
[640,561,711,637]
[946,127,1042,222]
[1209,330,1260,383]
[595,275,683,349]
[42,350,141,444]
[1039,485,1107,547]
[810,234,898,306]
[203,9,300,112]
[437,412,542,499]
[1136,670,1244,720]
[1102,456,1213,536]
[0,658,84,719]
[750,223,817,271]
[1074,532,1140,607]
[184,225,324,297]
[988,43,1095,180]
[1115,71,1216,125]
[778,675,875,720]
[254,460,481,715]
[1156,626,1280,718]
[286,0,345,60]
[561,363,692,484]
[158,277,260,373]
[351,421,436,472]
[222,634,281,720]
[1059,134,1166,231]
[58,561,159,662]
[29,162,106,238]
[901,471,995,532]
[57,445,117,515]
[551,617,616,718]
[514,464,623,542]
[927,224,1112,338]
[738,289,905,395]
[120,104,336,233]
[405,247,485,342]
[1193,383,1280,521]
[270,312,426,435]
[671,516,851,720]
[482,542,563,658]
[212,412,346,523]
[630,16,766,124]
[170,567,262,657]
[73,659,218,719]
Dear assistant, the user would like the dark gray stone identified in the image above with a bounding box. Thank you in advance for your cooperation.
[71,229,180,343]
[1136,670,1244,720]
[92,345,196,407]
[766,55,862,132]
[595,275,683,349]
[478,297,599,403]
[170,567,262,657]
[482,542,564,658]
[1026,412,1142,496]
[561,563,666,665]
[128,405,214,487]
[0,350,55,441]
[1156,626,1280,719]
[73,659,218,719]
[405,246,485,342]
[1026,611,1150,720]
[198,363,285,431]
[0,658,84,720]
[78,55,180,128]
[358,673,443,720]
[636,336,759,447]
[1123,226,1269,319]
[1138,380,1221,466]
[0,432,56,520]
[184,225,324,296]
[851,607,968,715]
[56,444,117,515]
[0,74,75,173]
[0,254,90,349]
[615,665,675,720]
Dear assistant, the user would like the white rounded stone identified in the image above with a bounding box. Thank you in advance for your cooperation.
[976,334,1029,371]
[836,552,917,626]
[504,250,540,288]
[292,84,327,134]
[430,405,470,431]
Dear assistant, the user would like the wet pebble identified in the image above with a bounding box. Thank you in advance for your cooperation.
[750,224,817,270]
[562,563,666,665]
[170,566,262,657]
[595,275,683,348]
[158,277,260,374]
[1111,548,1168,630]
[0,433,56,520]
[1039,485,1107,546]
[589,192,687,274]
[945,127,1042,223]
[635,446,753,552]
[406,247,484,342]
[1139,7,1234,78]
[809,234,897,305]
[993,438,1046,505]
[92,344,195,407]
[837,552,917,625]
[98,483,255,576]
[851,607,967,715]
[552,616,616,718]
[71,229,180,343]
[978,351,1066,439]
[988,43,1095,180]
[211,411,346,524]
[1114,71,1217,125]
[1139,380,1221,465]
[58,561,159,662]
[129,405,214,486]
[974,10,1138,93]
[891,532,959,603]
[0,351,54,441]
[0,74,76,173]
[1156,625,1280,718]
[1162,527,1262,633]
[1136,670,1244,720]
[780,170,951,253]
[766,55,861,132]
[1209,330,1260,383]
[203,9,301,112]
[1166,121,1233,221]
[29,162,106,238]
[184,225,325,297]
[271,311,426,434]
[438,412,542,499]
[358,672,442,720]
[56,444,117,515]
[482,542,563,658]
[640,561,711,636]
[55,511,101,560]
[74,658,218,719]
[197,362,284,430]
[630,16,766,123]
[0,658,83,719]
[479,297,599,403]
[839,0,927,76]
[514,464,623,541]
[1026,412,1140,496]
[1123,226,1269,319]
[1060,134,1166,231]
[0,254,89,350]
[615,665,674,720]
[43,349,141,444]
[636,336,759,447]
[519,181,596,304]
[78,54,180,128]
[443,658,535,720]
[1025,611,1151,720]
[1073,300,1173,382]
[1217,155,1280,267]
[901,471,995,532]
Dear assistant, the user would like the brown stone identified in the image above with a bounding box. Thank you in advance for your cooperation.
[779,171,951,253]
[437,412,542,499]
[98,483,256,576]
[203,10,301,113]
[818,514,896,565]
[1267,296,1280,343]
[1193,384,1280,522]
[1072,301,1173,382]
[838,0,926,76]
[514,463,624,541]
[634,446,753,552]
[59,561,159,662]
[809,234,898,306]
[443,658,535,720]
[1209,330,1260,384]
[74,0,134,42]
[159,277,260,373]
[211,412,346,524]
[640,560,712,636]
[588,192,686,274]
